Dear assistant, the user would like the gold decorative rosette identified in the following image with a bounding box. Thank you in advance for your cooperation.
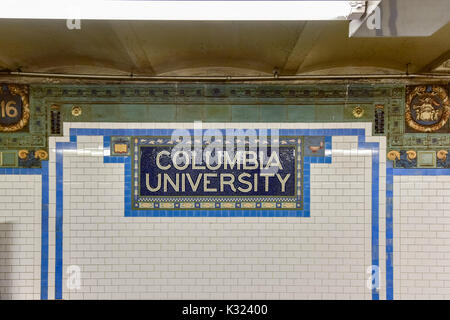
[405,85,450,133]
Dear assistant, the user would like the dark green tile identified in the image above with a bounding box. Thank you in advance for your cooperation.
[117,105,151,121]
[231,105,260,122]
[1,151,17,167]
[89,105,119,121]
[261,106,287,122]
[204,105,231,121]
[417,151,436,168]
[287,105,315,122]
[315,105,344,121]
[148,105,176,122]
[177,105,203,121]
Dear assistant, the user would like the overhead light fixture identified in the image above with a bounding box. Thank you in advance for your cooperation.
[0,0,366,21]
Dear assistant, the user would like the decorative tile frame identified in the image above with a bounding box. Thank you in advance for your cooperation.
[53,126,380,301]
[387,84,450,166]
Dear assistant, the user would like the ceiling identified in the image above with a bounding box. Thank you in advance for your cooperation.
[0,18,448,77]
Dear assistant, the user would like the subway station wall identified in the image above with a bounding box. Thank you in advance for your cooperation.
[0,83,449,300]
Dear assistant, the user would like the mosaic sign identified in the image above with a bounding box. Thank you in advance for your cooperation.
[0,84,30,132]
[131,135,303,210]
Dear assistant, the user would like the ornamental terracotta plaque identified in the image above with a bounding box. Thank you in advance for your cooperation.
[405,85,449,133]
[0,84,30,132]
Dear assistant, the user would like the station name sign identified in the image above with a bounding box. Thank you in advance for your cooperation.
[141,147,295,197]
[130,132,303,210]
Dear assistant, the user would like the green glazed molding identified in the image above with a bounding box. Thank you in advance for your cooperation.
[2,82,450,168]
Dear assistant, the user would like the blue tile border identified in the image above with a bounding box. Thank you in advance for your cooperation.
[55,141,77,300]
[392,168,450,175]
[386,160,394,300]
[54,127,378,300]
[385,165,450,300]
[357,140,380,300]
[0,163,49,300]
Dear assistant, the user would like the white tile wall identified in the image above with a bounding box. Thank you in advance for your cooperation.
[0,121,393,300]
[50,122,381,300]
[0,174,42,300]
[393,175,450,299]
[7,118,450,300]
